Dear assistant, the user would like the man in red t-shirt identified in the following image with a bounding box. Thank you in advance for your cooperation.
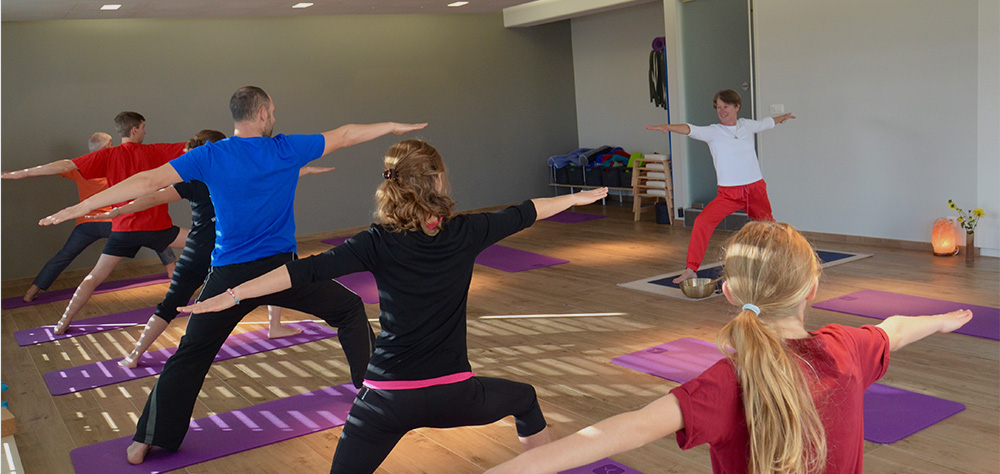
[2,112,188,333]
[3,132,178,303]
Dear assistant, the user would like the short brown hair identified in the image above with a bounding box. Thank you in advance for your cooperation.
[230,86,271,122]
[114,111,145,138]
[713,89,742,109]
[186,129,226,150]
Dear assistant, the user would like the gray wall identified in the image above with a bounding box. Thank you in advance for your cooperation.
[0,13,578,280]
[752,0,996,250]
[570,2,668,155]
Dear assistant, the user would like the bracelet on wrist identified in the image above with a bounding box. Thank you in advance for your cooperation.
[227,288,240,305]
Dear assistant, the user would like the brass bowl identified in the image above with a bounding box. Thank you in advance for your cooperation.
[680,278,717,299]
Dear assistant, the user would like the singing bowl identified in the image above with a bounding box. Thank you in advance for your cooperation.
[680,278,718,299]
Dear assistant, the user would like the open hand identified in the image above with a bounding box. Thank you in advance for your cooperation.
[39,206,84,226]
[935,309,973,334]
[177,292,237,314]
[573,187,609,206]
[393,123,428,135]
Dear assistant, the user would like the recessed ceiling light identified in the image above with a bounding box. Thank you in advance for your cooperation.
[447,1,469,7]
[100,4,122,11]
[292,2,314,8]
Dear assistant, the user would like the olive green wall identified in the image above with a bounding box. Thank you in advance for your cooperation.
[1,13,577,279]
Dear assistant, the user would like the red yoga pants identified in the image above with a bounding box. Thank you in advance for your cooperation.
[685,179,774,271]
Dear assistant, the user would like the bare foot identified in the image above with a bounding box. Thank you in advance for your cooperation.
[53,316,72,335]
[23,285,41,303]
[126,441,151,465]
[118,354,141,369]
[672,268,698,284]
[268,324,302,339]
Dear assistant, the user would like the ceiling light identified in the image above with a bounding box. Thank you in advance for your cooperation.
[292,2,313,8]
[100,4,122,11]
[447,1,469,7]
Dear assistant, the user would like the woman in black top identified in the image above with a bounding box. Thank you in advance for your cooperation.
[181,139,608,473]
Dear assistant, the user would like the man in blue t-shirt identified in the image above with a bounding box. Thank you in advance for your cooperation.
[44,86,427,465]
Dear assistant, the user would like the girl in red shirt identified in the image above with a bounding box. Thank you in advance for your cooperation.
[487,221,972,474]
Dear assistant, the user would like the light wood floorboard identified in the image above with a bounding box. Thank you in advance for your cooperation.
[2,203,997,473]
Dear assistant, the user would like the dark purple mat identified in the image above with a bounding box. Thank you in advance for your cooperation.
[475,244,569,273]
[332,272,379,305]
[612,338,965,444]
[813,290,999,341]
[1,273,169,310]
[560,458,646,474]
[542,211,608,224]
[321,236,350,246]
[70,383,357,474]
[44,321,337,395]
[328,238,568,273]
[15,305,168,347]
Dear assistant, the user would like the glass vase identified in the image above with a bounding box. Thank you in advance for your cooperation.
[965,231,976,263]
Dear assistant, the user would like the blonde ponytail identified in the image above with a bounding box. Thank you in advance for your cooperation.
[718,222,826,474]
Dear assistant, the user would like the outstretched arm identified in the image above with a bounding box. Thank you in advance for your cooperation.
[531,187,609,220]
[87,186,182,220]
[486,394,684,474]
[877,309,973,351]
[2,159,77,180]
[645,123,691,135]
[321,122,428,156]
[178,266,292,314]
[40,163,182,226]
[772,113,796,124]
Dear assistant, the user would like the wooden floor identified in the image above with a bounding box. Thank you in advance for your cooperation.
[2,203,998,474]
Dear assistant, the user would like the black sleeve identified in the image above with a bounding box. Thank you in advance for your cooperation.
[469,200,537,251]
[285,229,376,288]
[172,181,192,201]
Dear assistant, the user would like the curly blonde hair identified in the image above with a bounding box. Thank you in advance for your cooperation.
[719,221,826,474]
[374,140,456,235]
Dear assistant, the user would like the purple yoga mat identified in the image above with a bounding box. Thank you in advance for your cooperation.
[327,238,569,273]
[560,458,646,474]
[319,239,568,305]
[612,338,965,444]
[14,304,169,346]
[333,272,379,305]
[70,383,357,474]
[813,289,999,340]
[475,244,569,273]
[44,321,337,395]
[1,273,170,310]
[542,211,608,224]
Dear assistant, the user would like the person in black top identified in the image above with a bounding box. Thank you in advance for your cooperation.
[103,130,331,368]
[181,139,609,473]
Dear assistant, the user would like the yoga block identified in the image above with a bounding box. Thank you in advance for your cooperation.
[601,168,622,187]
[584,167,603,186]
[567,165,585,185]
[553,166,569,184]
[1,407,15,437]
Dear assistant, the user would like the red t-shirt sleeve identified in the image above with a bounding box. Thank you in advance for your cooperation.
[670,359,744,450]
[843,324,891,387]
[72,149,110,180]
[151,142,187,166]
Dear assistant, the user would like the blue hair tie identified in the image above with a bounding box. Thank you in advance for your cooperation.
[742,303,761,316]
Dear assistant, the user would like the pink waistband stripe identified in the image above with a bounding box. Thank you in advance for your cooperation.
[363,372,475,390]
